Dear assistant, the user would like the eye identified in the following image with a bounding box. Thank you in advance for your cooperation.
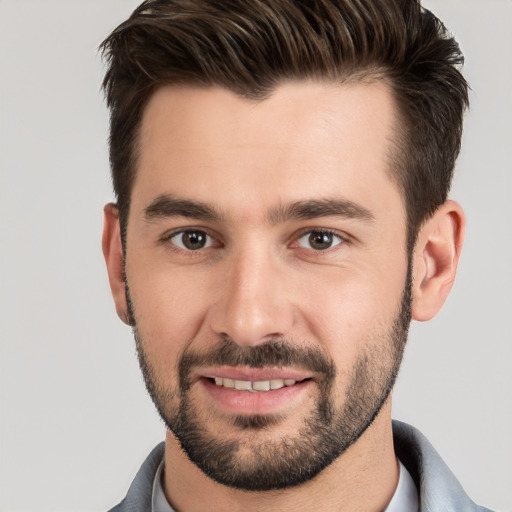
[296,230,343,251]
[169,230,214,251]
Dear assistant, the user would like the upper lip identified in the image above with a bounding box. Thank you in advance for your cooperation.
[194,366,313,382]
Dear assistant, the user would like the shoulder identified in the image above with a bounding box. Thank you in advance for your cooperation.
[107,442,165,512]
[392,421,495,512]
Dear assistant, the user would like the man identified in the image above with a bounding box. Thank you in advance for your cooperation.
[100,0,493,510]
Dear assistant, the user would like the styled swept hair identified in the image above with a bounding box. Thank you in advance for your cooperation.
[100,0,469,249]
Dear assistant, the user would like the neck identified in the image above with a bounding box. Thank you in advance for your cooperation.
[162,400,399,512]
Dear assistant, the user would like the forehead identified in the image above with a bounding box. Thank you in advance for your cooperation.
[133,80,403,221]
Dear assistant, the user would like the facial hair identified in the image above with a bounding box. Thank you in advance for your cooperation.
[127,265,412,491]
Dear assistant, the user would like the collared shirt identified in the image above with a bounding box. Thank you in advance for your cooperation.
[386,460,420,512]
[108,422,494,512]
[151,458,419,512]
[151,460,173,512]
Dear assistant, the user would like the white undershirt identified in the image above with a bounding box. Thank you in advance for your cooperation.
[384,460,419,512]
[152,460,174,512]
[152,458,419,512]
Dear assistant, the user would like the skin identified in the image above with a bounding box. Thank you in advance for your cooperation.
[103,81,465,511]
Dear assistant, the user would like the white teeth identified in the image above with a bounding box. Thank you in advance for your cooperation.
[270,379,285,390]
[252,380,271,391]
[234,380,252,391]
[223,378,235,388]
[212,377,298,391]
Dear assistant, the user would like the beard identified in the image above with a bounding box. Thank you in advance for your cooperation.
[127,265,412,492]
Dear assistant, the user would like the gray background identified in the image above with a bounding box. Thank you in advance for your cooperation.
[0,0,510,510]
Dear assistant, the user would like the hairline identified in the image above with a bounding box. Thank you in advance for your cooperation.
[119,71,416,252]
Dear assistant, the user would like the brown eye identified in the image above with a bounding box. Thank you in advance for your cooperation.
[170,230,212,251]
[297,230,342,251]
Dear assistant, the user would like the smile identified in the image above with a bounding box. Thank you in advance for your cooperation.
[212,377,302,391]
[197,371,315,415]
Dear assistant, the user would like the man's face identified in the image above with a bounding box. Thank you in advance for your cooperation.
[123,81,411,490]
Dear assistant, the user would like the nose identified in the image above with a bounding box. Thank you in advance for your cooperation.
[208,246,295,347]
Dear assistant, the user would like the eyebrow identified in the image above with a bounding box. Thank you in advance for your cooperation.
[144,194,374,224]
[144,195,223,222]
[267,199,375,224]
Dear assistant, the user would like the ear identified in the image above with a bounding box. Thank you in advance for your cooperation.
[411,200,465,321]
[102,203,131,325]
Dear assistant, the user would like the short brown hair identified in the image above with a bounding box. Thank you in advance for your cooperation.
[100,0,469,249]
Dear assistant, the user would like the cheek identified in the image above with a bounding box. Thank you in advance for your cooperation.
[126,263,211,365]
[298,265,406,362]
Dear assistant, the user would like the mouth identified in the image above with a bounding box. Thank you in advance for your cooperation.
[206,376,310,392]
[195,368,315,416]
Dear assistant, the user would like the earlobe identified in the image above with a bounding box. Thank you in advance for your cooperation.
[411,200,465,321]
[102,203,131,325]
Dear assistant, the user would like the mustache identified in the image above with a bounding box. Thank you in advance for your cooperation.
[179,336,336,390]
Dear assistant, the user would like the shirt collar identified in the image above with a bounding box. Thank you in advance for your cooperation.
[151,457,418,512]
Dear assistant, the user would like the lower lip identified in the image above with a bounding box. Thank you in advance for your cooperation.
[200,378,313,416]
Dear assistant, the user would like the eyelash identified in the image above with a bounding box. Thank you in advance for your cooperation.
[293,228,347,252]
[160,228,219,254]
[160,227,350,255]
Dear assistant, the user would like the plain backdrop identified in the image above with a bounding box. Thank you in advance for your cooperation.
[0,1,511,511]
